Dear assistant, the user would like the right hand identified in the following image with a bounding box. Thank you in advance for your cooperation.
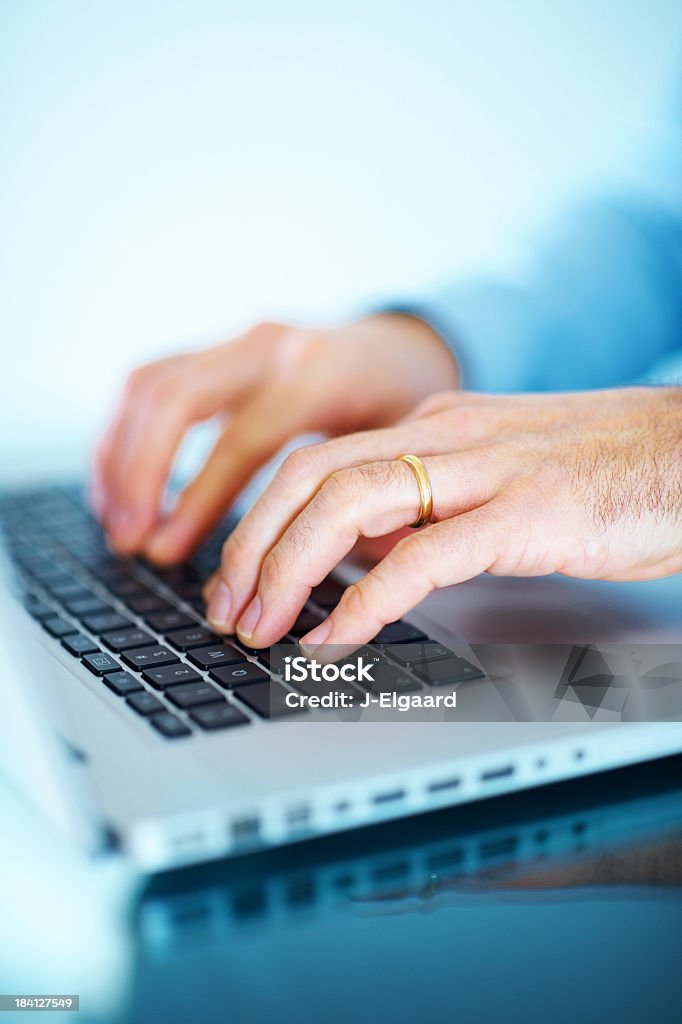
[92,315,459,563]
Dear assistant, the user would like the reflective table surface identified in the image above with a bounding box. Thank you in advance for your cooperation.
[2,755,681,1023]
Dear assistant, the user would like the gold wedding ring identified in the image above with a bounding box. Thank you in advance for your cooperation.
[398,454,434,529]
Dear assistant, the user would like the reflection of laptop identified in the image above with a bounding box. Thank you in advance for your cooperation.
[2,482,682,872]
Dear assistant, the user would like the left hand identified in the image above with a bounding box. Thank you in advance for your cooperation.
[203,386,682,653]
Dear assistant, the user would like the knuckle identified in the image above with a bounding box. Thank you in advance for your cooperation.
[280,444,324,486]
[338,580,374,621]
[220,526,247,573]
[323,468,356,501]
[260,548,284,590]
[413,389,458,418]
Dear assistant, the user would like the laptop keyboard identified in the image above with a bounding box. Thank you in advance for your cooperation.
[0,485,483,739]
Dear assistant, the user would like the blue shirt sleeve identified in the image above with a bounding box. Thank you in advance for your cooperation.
[388,197,682,393]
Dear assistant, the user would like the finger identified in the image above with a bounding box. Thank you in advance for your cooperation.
[142,382,314,564]
[202,571,220,604]
[231,453,504,647]
[299,503,504,656]
[100,327,279,553]
[207,413,486,634]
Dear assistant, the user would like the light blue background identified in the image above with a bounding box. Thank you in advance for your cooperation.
[1,0,681,465]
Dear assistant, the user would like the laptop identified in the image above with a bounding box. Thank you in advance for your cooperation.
[2,481,682,872]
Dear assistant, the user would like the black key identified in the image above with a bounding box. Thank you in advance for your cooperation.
[104,671,143,696]
[49,581,93,600]
[383,642,456,668]
[287,609,323,638]
[145,609,196,632]
[254,647,286,674]
[61,633,99,656]
[152,565,200,586]
[150,712,192,739]
[210,662,270,689]
[103,628,157,652]
[39,570,75,591]
[122,646,179,670]
[42,615,75,638]
[190,703,250,731]
[174,580,204,601]
[83,612,134,635]
[83,651,121,675]
[233,681,305,719]
[372,621,428,645]
[143,664,202,689]
[64,596,112,617]
[125,592,174,615]
[188,645,246,670]
[166,626,219,651]
[24,595,53,620]
[413,658,484,686]
[106,576,148,598]
[166,682,224,709]
[310,576,344,609]
[127,691,165,716]
[360,663,422,694]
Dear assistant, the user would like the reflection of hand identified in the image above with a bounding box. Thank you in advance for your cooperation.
[92,315,457,561]
[202,387,682,650]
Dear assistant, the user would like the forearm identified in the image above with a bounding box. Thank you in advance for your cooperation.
[389,196,682,393]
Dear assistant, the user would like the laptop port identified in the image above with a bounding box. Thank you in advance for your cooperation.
[480,765,515,782]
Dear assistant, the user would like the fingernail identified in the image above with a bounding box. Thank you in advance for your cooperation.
[236,595,262,640]
[300,618,332,655]
[207,582,232,627]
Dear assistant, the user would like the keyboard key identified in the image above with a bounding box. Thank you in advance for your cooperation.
[145,609,196,632]
[64,596,112,617]
[286,609,324,638]
[210,662,270,689]
[83,612,134,635]
[49,581,93,600]
[122,646,179,670]
[83,651,121,675]
[142,664,202,689]
[413,658,484,686]
[127,691,165,716]
[125,592,174,615]
[166,682,224,709]
[188,645,246,670]
[165,626,219,651]
[383,642,455,668]
[61,633,99,656]
[39,570,75,591]
[24,595,53,620]
[190,703,250,731]
[174,580,204,601]
[42,615,75,638]
[106,576,148,598]
[360,663,422,694]
[103,628,157,653]
[233,681,305,719]
[372,622,428,645]
[310,576,344,609]
[104,671,143,696]
[254,648,287,674]
[150,712,192,739]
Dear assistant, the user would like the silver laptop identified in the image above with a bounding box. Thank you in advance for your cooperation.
[2,481,682,873]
